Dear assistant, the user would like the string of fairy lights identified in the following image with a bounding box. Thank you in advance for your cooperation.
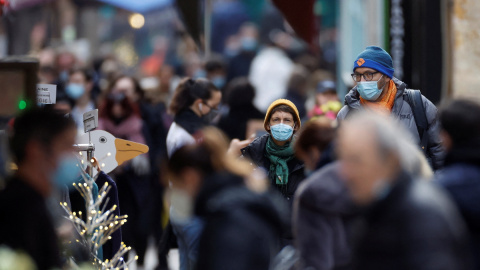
[60,157,137,270]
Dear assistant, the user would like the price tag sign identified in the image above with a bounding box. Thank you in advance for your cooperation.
[36,84,57,104]
[83,109,98,133]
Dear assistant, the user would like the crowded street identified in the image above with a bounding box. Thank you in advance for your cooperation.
[0,0,479,269]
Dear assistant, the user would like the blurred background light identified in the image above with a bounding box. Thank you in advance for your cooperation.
[129,13,145,29]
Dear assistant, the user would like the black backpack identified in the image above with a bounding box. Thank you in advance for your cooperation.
[404,89,429,155]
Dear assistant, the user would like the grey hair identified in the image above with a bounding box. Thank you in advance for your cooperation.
[346,111,433,179]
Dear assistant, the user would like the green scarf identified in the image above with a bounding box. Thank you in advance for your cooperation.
[265,136,295,185]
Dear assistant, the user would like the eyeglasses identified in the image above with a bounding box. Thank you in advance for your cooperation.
[351,72,380,82]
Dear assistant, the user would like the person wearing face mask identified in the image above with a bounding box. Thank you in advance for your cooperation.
[240,99,303,247]
[166,78,221,158]
[165,78,220,270]
[241,99,304,203]
[337,46,444,170]
[0,108,77,270]
[205,57,227,90]
[65,68,95,136]
[97,91,151,265]
[168,127,286,270]
[227,23,260,81]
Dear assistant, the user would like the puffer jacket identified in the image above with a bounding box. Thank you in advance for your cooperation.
[241,134,305,205]
[337,77,444,170]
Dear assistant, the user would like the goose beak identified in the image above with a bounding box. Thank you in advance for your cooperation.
[114,138,149,166]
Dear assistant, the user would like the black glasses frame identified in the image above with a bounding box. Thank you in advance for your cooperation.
[351,71,380,82]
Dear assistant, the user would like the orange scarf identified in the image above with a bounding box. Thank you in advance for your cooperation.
[360,79,397,114]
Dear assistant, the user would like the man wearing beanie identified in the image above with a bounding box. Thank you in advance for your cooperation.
[337,46,444,170]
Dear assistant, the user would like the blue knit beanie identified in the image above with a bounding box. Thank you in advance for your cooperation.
[353,46,394,78]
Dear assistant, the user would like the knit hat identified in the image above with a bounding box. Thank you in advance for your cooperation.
[264,99,301,131]
[353,46,394,78]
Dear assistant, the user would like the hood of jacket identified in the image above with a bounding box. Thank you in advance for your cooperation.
[344,77,408,113]
[194,171,287,234]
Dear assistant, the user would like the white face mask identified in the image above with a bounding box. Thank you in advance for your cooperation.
[169,188,194,224]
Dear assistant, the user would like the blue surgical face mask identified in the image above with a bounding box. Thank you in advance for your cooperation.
[240,37,258,52]
[211,76,226,89]
[193,69,206,79]
[356,75,385,101]
[224,47,239,58]
[52,154,82,189]
[59,70,69,82]
[65,83,85,100]
[270,123,294,142]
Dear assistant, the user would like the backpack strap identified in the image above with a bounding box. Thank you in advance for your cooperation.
[405,89,429,155]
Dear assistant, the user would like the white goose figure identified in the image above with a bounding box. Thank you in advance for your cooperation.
[76,130,149,176]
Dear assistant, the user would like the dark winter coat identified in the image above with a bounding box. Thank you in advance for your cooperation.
[0,177,62,270]
[241,133,305,204]
[194,172,286,270]
[353,171,472,270]
[218,104,263,140]
[95,171,122,260]
[293,162,356,270]
[337,77,444,170]
[435,140,480,269]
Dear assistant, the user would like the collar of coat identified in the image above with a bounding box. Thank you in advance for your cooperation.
[174,108,206,135]
[241,133,304,173]
[344,77,408,115]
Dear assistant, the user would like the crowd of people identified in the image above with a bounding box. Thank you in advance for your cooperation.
[0,35,480,270]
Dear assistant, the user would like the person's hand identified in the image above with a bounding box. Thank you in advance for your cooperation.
[227,137,254,157]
